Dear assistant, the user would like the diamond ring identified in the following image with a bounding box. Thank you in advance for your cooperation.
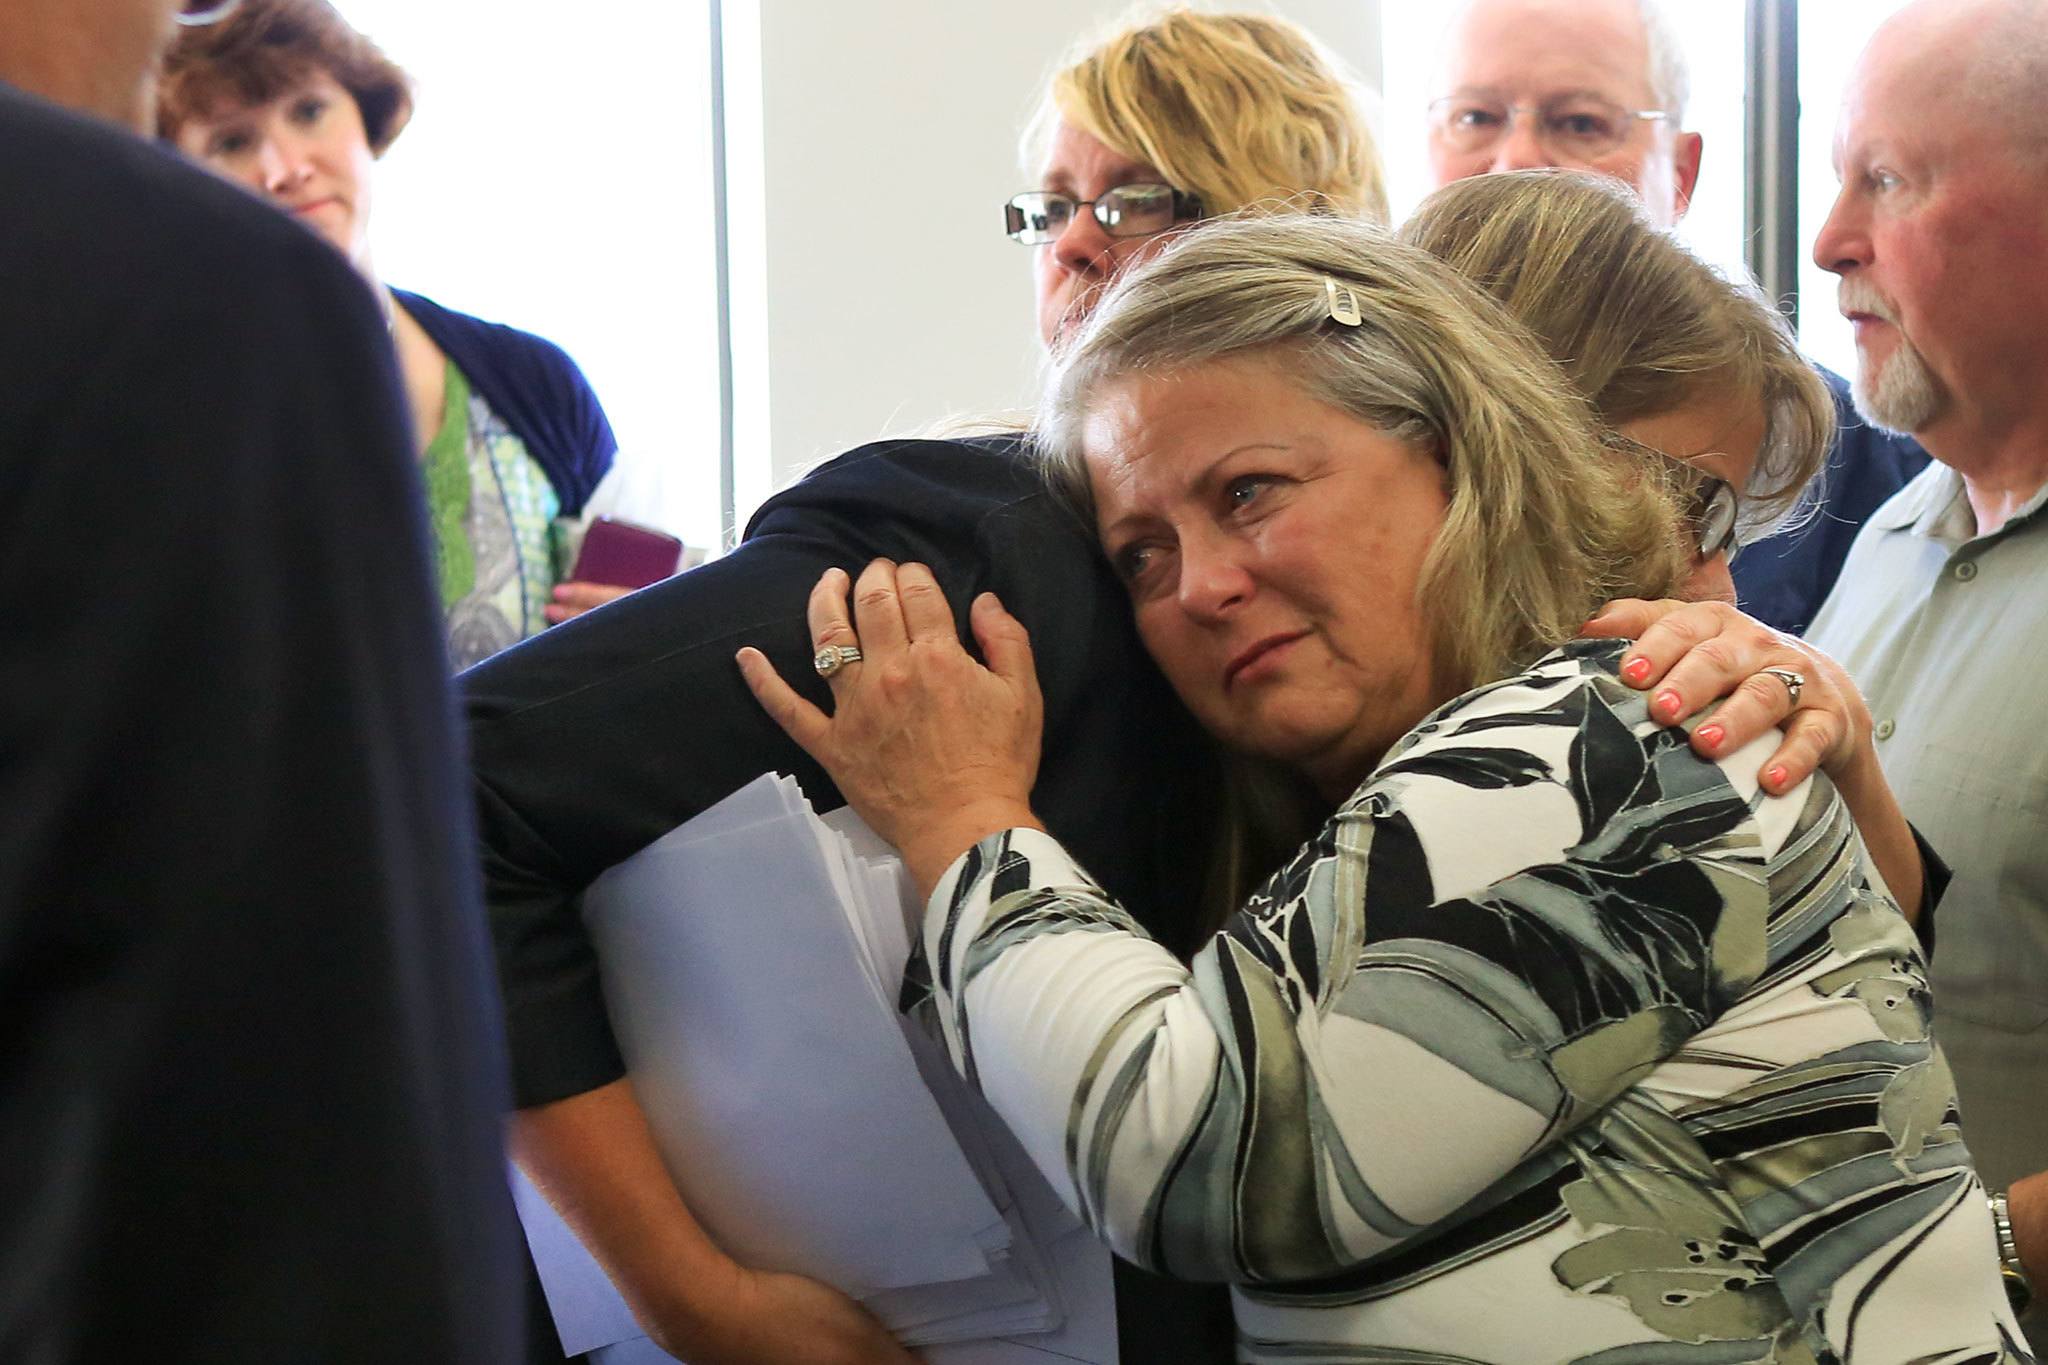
[814,643,863,678]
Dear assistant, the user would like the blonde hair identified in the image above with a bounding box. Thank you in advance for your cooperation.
[1026,10,1390,225]
[1402,169,1834,534]
[1038,212,1689,698]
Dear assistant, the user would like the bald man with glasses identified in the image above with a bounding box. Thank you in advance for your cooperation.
[0,0,522,1358]
[1425,0,1929,637]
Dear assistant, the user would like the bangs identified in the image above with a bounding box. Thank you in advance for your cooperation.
[157,0,413,154]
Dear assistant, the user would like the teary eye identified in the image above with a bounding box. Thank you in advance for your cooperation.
[1111,540,1159,586]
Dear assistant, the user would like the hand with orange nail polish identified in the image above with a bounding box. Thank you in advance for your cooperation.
[1584,597,1869,792]
[1582,597,1925,919]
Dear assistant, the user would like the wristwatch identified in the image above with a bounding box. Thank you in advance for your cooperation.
[1990,1190,2034,1314]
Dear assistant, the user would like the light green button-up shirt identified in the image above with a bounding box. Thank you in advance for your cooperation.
[1811,459,2048,1196]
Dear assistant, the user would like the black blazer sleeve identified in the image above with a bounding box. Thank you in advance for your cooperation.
[464,436,1221,1109]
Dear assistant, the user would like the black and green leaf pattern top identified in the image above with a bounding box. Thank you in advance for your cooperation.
[911,641,2032,1365]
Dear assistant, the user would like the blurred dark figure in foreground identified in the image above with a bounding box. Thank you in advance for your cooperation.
[0,0,522,1359]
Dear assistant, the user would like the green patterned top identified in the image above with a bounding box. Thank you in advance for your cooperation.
[419,359,569,670]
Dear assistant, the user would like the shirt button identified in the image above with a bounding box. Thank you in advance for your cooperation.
[1876,719,1896,741]
[1955,560,1979,581]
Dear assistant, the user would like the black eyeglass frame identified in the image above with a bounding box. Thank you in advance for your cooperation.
[1603,431,1745,563]
[1003,183,1204,246]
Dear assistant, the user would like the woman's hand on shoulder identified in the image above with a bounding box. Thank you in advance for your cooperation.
[1581,598,1874,795]
[738,559,1045,894]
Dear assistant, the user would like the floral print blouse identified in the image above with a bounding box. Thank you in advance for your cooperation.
[422,359,570,672]
[911,640,2032,1364]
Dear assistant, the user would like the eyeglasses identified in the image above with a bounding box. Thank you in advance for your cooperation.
[1428,93,1668,160]
[1604,431,1743,561]
[176,0,243,26]
[1004,183,1203,246]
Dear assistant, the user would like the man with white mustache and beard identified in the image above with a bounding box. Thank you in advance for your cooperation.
[1806,0,2048,1347]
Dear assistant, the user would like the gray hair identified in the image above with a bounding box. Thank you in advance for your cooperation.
[1637,0,1690,120]
[1436,0,1691,122]
[1036,212,1689,695]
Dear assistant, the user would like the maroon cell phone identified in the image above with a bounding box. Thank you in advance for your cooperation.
[571,517,685,590]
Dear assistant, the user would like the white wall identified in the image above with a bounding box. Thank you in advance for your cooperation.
[1796,0,1914,377]
[728,0,1385,524]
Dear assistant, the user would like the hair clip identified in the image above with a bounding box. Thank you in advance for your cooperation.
[1324,276,1363,327]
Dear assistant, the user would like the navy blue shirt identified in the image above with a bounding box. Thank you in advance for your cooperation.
[1730,367,1929,636]
[0,82,521,1363]
[394,288,616,518]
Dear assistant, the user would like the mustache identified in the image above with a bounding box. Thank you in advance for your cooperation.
[1837,278,1898,322]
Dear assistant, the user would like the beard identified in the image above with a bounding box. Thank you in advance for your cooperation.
[1839,280,1946,434]
[1855,335,1945,434]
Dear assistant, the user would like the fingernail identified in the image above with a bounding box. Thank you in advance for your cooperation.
[1766,765,1789,789]
[1695,723,1725,751]
[1654,689,1682,717]
[1621,657,1652,685]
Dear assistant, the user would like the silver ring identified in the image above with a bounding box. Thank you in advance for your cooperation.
[813,643,863,678]
[1760,667,1805,709]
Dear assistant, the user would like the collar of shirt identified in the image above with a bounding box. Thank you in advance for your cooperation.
[1868,458,2048,551]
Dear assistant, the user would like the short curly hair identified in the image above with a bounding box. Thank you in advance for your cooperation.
[157,0,413,156]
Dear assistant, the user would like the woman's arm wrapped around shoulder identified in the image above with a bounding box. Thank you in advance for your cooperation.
[911,655,1782,1285]
[741,576,1785,1287]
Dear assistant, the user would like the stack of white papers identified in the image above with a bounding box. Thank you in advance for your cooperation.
[514,774,1118,1364]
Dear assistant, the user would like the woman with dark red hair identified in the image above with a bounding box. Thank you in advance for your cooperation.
[159,0,635,667]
